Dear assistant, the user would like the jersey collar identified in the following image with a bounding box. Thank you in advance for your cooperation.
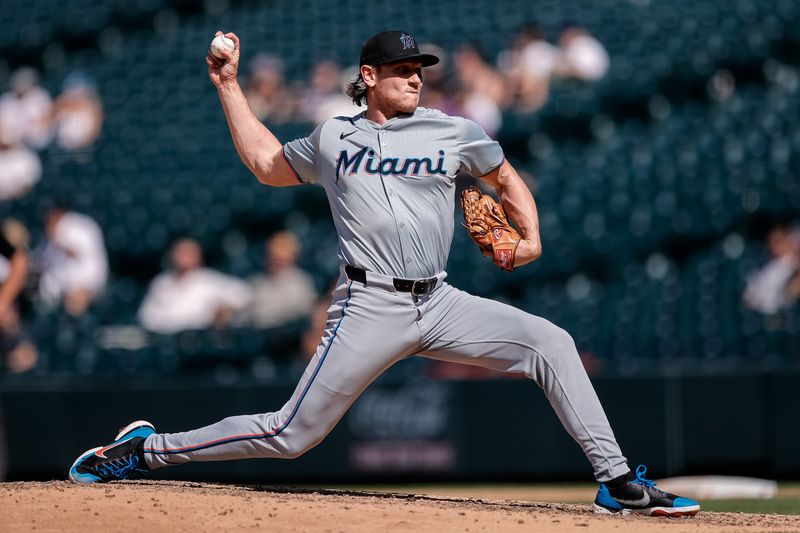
[354,108,419,130]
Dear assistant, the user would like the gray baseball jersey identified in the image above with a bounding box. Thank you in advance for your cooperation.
[282,107,504,279]
[140,107,630,484]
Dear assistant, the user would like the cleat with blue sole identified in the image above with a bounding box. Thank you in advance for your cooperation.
[69,420,155,484]
[593,465,700,517]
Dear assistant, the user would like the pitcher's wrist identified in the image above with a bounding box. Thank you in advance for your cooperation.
[217,78,241,95]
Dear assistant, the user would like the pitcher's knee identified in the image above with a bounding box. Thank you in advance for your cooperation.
[276,432,324,459]
[554,326,578,352]
[534,321,579,359]
[281,445,309,460]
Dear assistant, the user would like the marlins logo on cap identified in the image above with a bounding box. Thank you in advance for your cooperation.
[399,33,416,50]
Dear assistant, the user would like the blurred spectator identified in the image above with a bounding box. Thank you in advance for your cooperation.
[138,238,251,334]
[418,43,460,114]
[0,220,29,311]
[52,73,103,150]
[0,219,37,374]
[453,43,507,107]
[300,60,360,124]
[743,225,800,314]
[38,206,108,316]
[244,54,296,124]
[299,279,338,361]
[556,25,609,81]
[708,69,736,102]
[420,83,460,117]
[301,297,330,361]
[453,44,507,136]
[0,125,42,200]
[450,87,503,138]
[498,23,558,113]
[0,67,52,149]
[247,231,317,328]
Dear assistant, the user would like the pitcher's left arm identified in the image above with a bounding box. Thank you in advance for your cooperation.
[480,160,542,267]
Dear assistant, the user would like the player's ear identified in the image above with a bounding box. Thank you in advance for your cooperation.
[361,65,378,87]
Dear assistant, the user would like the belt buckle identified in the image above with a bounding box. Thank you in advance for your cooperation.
[411,278,432,297]
[411,279,429,296]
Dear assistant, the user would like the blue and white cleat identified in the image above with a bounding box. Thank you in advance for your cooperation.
[593,465,700,517]
[69,420,155,484]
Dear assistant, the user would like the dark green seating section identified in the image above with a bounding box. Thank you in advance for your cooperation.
[3,0,800,376]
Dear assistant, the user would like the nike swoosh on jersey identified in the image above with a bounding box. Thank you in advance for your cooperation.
[613,490,651,507]
[340,131,356,139]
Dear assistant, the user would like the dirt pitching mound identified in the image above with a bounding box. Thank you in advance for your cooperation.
[2,481,798,532]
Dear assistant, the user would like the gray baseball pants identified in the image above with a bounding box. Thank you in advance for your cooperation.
[143,268,630,482]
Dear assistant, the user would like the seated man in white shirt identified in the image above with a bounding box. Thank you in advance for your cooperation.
[39,206,108,316]
[138,238,251,334]
[743,225,800,314]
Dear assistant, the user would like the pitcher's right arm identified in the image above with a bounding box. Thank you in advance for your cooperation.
[206,31,299,187]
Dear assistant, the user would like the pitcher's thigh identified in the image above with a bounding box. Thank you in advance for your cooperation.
[419,288,579,374]
[274,280,425,440]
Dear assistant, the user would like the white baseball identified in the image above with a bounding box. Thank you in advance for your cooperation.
[210,35,234,59]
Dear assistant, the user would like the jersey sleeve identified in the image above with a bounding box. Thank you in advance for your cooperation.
[455,117,505,177]
[0,233,15,259]
[282,122,325,184]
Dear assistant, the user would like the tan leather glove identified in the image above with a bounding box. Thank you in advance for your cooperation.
[460,186,521,271]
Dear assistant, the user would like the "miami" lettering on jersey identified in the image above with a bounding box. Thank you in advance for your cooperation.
[336,148,447,182]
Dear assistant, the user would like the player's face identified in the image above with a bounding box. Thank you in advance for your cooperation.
[370,61,423,114]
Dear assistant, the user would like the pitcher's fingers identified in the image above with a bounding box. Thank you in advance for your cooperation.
[216,46,233,61]
[225,32,240,51]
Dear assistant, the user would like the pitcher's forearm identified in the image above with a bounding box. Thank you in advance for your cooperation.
[497,172,539,242]
[499,184,542,265]
[492,162,542,263]
[216,81,282,179]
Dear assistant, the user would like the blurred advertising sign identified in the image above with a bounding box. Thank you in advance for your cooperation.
[347,383,456,472]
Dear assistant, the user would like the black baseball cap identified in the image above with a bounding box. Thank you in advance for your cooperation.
[359,30,440,67]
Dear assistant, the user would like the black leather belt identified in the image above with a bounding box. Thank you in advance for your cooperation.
[345,265,438,296]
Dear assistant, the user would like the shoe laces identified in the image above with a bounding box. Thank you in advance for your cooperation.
[97,454,143,480]
[631,464,664,493]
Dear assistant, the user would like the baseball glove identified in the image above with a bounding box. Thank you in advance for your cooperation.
[460,185,520,272]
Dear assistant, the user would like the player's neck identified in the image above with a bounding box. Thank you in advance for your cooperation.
[365,104,411,125]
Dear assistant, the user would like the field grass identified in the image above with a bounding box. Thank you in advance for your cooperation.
[697,484,800,515]
[696,498,800,515]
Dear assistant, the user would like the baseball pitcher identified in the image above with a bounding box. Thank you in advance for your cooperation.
[69,30,699,517]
